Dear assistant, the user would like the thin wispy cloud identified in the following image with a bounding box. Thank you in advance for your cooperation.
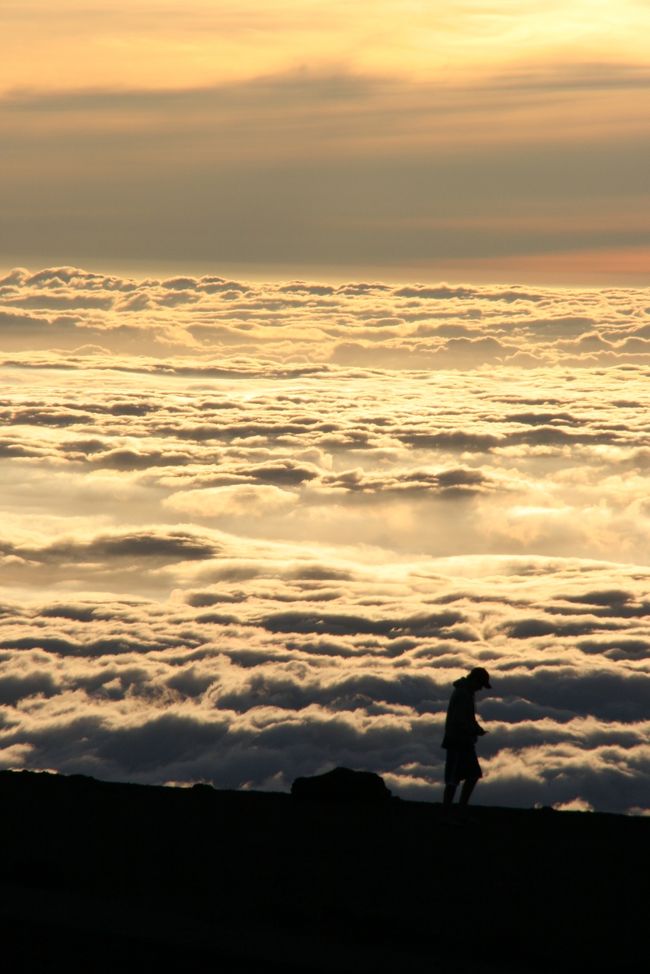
[2,60,649,281]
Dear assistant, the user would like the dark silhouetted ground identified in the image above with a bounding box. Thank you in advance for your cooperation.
[0,770,647,972]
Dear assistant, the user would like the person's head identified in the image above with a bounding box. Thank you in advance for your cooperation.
[467,667,492,692]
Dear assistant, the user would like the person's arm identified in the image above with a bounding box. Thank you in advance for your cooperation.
[470,698,487,738]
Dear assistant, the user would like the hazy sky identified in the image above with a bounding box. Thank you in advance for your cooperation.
[2,1,649,282]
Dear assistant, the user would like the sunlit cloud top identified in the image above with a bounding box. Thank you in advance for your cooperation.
[1,266,650,811]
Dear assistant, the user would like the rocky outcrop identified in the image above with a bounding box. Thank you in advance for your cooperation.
[291,766,392,801]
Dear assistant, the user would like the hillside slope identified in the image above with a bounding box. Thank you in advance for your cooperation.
[0,770,646,972]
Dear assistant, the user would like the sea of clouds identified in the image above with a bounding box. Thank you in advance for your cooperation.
[1,267,649,813]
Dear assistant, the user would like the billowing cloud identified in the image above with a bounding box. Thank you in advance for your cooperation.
[0,268,649,814]
[2,268,649,369]
[164,484,298,518]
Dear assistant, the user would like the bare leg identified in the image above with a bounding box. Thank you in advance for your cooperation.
[443,784,457,807]
[459,777,478,806]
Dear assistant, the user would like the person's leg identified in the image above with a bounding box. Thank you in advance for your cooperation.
[443,783,457,807]
[459,776,479,806]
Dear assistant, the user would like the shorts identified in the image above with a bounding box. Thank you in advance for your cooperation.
[444,745,482,785]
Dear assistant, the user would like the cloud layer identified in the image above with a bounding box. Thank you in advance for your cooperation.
[1,267,649,813]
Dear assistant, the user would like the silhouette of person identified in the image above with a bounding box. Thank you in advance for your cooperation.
[441,667,491,811]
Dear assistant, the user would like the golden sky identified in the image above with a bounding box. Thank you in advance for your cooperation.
[2,4,650,813]
[2,1,650,282]
[5,1,650,89]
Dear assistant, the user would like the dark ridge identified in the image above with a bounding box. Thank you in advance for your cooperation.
[0,769,647,972]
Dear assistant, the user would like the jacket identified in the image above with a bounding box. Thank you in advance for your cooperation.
[441,676,485,749]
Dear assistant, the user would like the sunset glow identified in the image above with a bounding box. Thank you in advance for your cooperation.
[1,3,649,813]
[2,1,649,280]
[6,2,650,89]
